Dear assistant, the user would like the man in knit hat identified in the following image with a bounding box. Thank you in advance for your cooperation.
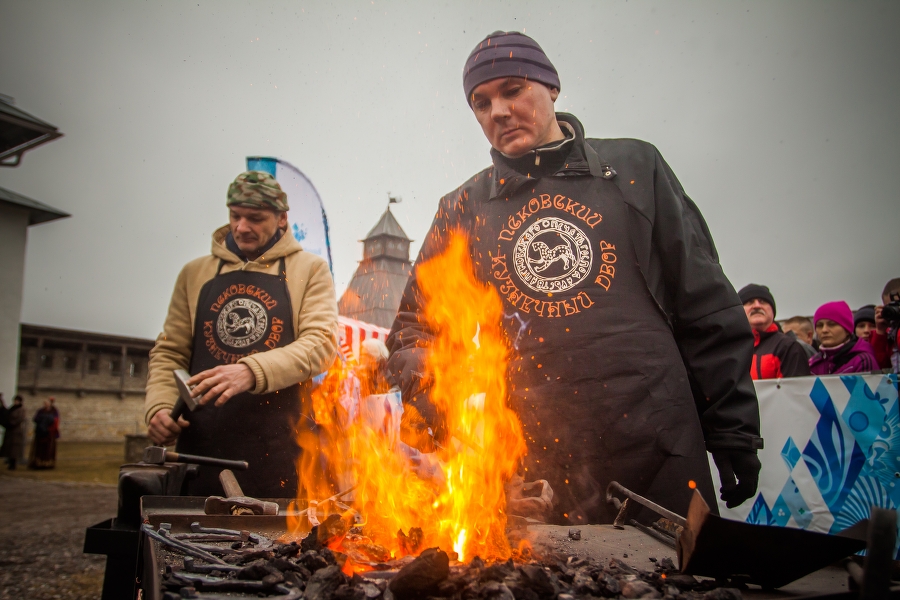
[388,32,764,524]
[854,305,877,341]
[738,284,810,379]
[145,170,338,497]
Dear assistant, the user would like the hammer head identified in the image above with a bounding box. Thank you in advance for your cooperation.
[173,369,199,412]
[143,445,167,465]
[204,495,279,516]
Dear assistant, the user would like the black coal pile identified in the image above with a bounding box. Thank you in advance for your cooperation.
[153,521,742,600]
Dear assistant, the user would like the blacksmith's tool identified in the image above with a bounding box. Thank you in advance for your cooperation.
[606,480,686,527]
[204,468,279,516]
[169,368,199,422]
[607,481,869,589]
[142,445,249,470]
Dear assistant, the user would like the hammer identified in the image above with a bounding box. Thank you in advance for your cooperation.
[142,446,249,470]
[204,469,279,516]
[169,368,199,422]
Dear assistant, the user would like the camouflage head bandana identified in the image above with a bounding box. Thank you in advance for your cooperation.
[226,171,289,212]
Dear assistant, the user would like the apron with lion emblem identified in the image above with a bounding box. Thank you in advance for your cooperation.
[177,257,301,498]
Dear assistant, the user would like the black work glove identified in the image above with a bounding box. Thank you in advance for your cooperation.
[711,450,761,508]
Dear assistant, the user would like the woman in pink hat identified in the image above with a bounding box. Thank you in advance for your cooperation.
[809,301,879,375]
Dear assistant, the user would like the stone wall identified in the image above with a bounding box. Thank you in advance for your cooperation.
[15,390,146,442]
[13,324,154,442]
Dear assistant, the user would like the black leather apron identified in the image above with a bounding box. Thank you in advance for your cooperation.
[470,175,715,523]
[176,257,301,498]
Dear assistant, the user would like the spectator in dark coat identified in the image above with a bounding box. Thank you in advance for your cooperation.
[738,284,810,379]
[809,301,879,375]
[28,398,59,469]
[0,395,26,470]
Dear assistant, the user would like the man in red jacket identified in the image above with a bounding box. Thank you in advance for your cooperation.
[739,284,810,380]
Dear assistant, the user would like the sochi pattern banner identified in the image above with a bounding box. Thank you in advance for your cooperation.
[246,156,333,272]
[713,374,900,551]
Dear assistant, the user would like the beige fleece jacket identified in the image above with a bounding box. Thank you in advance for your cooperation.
[144,225,338,425]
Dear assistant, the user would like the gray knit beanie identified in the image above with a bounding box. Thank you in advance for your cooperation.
[463,31,560,103]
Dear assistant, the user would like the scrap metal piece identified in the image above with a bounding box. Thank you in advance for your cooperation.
[181,557,241,574]
[677,489,867,589]
[141,524,229,566]
[189,522,271,547]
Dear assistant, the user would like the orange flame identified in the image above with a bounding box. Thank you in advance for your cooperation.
[290,230,526,567]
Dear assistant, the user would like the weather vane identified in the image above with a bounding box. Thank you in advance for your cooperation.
[387,192,402,205]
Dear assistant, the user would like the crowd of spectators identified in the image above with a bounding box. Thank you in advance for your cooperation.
[739,277,900,379]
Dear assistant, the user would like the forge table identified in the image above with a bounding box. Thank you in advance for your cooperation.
[525,524,853,598]
[139,497,855,600]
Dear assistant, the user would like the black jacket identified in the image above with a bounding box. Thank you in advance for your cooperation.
[751,325,811,379]
[387,114,762,520]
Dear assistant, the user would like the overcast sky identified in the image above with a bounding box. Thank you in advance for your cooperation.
[1,0,898,340]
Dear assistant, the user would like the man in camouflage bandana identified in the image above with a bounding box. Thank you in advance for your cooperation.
[227,170,290,213]
[145,170,338,497]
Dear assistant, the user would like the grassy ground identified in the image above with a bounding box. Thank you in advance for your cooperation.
[1,441,122,485]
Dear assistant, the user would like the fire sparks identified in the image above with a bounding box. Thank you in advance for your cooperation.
[290,230,526,569]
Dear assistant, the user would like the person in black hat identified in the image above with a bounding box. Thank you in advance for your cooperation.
[738,284,810,380]
[388,31,763,524]
[854,305,877,341]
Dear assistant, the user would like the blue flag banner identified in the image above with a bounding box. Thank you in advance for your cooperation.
[712,374,900,555]
[246,156,332,272]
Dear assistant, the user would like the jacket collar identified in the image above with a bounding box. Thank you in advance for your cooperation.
[488,112,616,200]
[752,322,780,347]
[817,335,859,359]
[211,224,302,265]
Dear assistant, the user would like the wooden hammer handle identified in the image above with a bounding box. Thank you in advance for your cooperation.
[219,469,244,498]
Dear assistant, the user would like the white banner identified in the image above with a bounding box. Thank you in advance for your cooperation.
[712,374,900,544]
[246,156,332,272]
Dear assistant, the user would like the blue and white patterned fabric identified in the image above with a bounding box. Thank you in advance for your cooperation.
[713,374,900,555]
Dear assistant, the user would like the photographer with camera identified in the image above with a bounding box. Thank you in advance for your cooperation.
[871,278,900,374]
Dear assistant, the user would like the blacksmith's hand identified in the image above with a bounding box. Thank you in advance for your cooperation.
[148,408,189,446]
[712,450,761,508]
[189,364,256,407]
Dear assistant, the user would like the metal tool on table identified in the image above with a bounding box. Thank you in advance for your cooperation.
[606,481,868,589]
[169,368,199,422]
[142,446,249,471]
[204,468,279,516]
